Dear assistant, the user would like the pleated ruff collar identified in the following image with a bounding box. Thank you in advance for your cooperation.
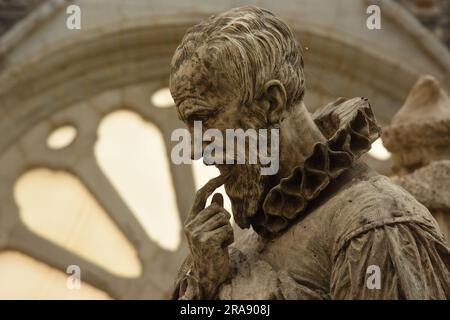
[251,97,381,236]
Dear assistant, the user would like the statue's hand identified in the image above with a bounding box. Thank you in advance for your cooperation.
[184,176,234,299]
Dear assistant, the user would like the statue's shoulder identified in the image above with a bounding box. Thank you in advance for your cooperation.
[329,173,441,259]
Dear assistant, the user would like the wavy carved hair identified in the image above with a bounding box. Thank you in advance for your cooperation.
[170,6,306,109]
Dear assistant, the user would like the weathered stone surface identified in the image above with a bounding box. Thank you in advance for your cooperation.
[396,160,450,239]
[170,7,450,300]
[383,75,450,172]
[396,160,450,213]
[383,76,450,241]
[1,0,450,301]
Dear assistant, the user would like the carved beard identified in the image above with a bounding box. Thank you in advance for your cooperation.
[218,105,273,229]
[222,164,263,229]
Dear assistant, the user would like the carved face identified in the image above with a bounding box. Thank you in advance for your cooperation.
[170,57,270,228]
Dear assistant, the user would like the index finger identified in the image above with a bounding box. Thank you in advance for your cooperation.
[187,174,228,222]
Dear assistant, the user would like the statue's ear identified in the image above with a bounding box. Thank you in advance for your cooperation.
[261,80,287,124]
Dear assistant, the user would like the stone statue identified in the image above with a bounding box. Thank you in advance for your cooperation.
[169,7,450,299]
[382,75,450,240]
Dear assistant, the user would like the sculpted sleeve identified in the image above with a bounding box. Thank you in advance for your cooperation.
[217,248,327,300]
[172,247,326,300]
[330,222,450,299]
[172,254,203,300]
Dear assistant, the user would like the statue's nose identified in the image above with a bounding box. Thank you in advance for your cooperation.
[190,139,203,160]
[190,136,226,164]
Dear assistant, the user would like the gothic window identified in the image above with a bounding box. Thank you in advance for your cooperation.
[0,83,201,299]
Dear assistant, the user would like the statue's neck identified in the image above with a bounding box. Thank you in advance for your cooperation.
[275,103,326,181]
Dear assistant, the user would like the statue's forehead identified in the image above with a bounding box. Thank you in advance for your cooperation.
[171,62,210,97]
[171,58,236,109]
[170,66,218,120]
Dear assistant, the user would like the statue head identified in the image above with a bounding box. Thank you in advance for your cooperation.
[169,6,306,228]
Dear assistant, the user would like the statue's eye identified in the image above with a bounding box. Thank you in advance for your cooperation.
[186,110,211,125]
[184,107,218,126]
[186,113,203,126]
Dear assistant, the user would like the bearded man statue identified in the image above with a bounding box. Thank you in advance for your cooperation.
[168,6,450,299]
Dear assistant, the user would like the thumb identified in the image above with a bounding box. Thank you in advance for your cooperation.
[211,193,224,207]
